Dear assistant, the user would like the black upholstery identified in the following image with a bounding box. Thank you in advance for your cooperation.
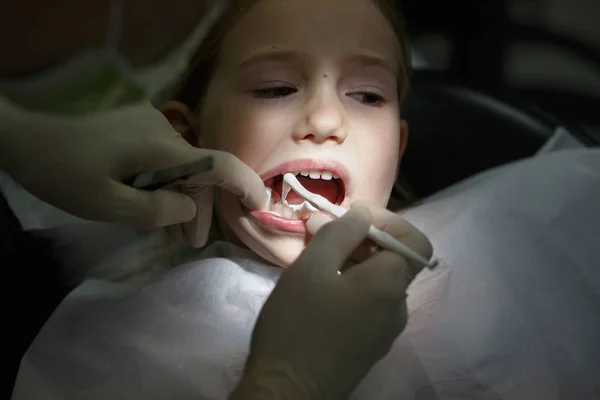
[400,70,598,198]
[402,1,600,132]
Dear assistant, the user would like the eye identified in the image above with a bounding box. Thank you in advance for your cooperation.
[348,91,386,107]
[252,86,298,99]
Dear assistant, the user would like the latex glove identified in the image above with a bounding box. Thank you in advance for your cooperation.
[1,99,266,246]
[231,202,433,399]
[307,199,434,270]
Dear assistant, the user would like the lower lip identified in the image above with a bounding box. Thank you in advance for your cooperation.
[248,210,308,234]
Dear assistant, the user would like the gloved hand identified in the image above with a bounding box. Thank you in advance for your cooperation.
[306,199,434,269]
[231,202,433,399]
[1,98,266,247]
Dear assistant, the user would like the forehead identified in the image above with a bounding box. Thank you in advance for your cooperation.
[219,0,398,68]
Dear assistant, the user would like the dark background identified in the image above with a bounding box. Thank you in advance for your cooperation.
[402,0,600,141]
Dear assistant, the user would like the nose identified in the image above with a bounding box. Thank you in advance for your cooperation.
[293,90,347,144]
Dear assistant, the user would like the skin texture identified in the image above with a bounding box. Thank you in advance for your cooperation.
[163,0,409,267]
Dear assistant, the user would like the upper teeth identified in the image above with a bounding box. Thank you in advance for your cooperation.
[297,170,339,180]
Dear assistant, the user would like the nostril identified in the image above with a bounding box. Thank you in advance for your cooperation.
[299,133,343,145]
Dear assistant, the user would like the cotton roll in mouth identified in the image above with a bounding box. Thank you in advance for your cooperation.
[263,185,319,220]
[263,187,273,211]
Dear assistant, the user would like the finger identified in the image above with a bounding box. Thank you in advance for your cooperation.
[107,180,196,228]
[306,212,378,270]
[348,241,381,264]
[165,224,185,245]
[351,200,434,262]
[182,185,214,247]
[163,184,187,244]
[345,250,414,298]
[307,213,381,265]
[292,205,372,276]
[305,213,334,236]
[182,151,267,211]
[128,137,267,211]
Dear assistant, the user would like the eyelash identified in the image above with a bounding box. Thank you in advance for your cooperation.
[252,86,298,98]
[251,86,386,107]
[347,91,386,107]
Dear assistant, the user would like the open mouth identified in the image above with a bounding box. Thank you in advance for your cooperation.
[265,170,346,215]
[248,160,349,234]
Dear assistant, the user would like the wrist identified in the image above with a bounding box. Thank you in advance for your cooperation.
[229,361,330,400]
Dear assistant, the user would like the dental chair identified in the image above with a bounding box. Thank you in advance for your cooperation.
[402,0,600,133]
[399,70,598,199]
[2,70,598,399]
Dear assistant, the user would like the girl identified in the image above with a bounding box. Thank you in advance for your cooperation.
[161,0,419,268]
[12,0,434,399]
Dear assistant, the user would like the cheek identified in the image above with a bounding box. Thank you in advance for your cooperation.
[207,102,290,170]
[354,115,401,200]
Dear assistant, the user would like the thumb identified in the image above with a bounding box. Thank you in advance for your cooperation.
[306,213,334,236]
[108,181,197,228]
[182,185,214,247]
[180,150,267,211]
[292,206,372,277]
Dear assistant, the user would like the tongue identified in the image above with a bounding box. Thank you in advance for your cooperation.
[285,176,339,205]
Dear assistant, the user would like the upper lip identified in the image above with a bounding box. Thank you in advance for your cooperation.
[259,158,351,198]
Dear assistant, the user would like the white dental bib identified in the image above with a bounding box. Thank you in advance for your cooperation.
[11,149,600,399]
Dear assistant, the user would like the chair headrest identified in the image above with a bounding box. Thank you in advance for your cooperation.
[401,71,597,197]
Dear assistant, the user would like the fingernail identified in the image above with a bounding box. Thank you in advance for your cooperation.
[306,213,334,235]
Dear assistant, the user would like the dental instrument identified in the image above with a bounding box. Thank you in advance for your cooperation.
[282,173,438,269]
[124,156,215,191]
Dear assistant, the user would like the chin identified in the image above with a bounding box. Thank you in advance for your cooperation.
[245,228,307,268]
[215,190,309,268]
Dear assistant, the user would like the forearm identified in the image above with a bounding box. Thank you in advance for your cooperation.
[229,362,331,400]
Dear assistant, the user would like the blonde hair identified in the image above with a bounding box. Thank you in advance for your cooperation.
[173,0,413,111]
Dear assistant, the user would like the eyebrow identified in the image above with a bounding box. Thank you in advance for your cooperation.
[236,49,397,76]
[236,50,306,71]
[344,53,398,76]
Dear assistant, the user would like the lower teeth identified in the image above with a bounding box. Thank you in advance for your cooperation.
[268,201,315,220]
[263,186,320,220]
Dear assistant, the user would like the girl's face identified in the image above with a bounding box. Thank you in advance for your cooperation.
[169,0,408,267]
